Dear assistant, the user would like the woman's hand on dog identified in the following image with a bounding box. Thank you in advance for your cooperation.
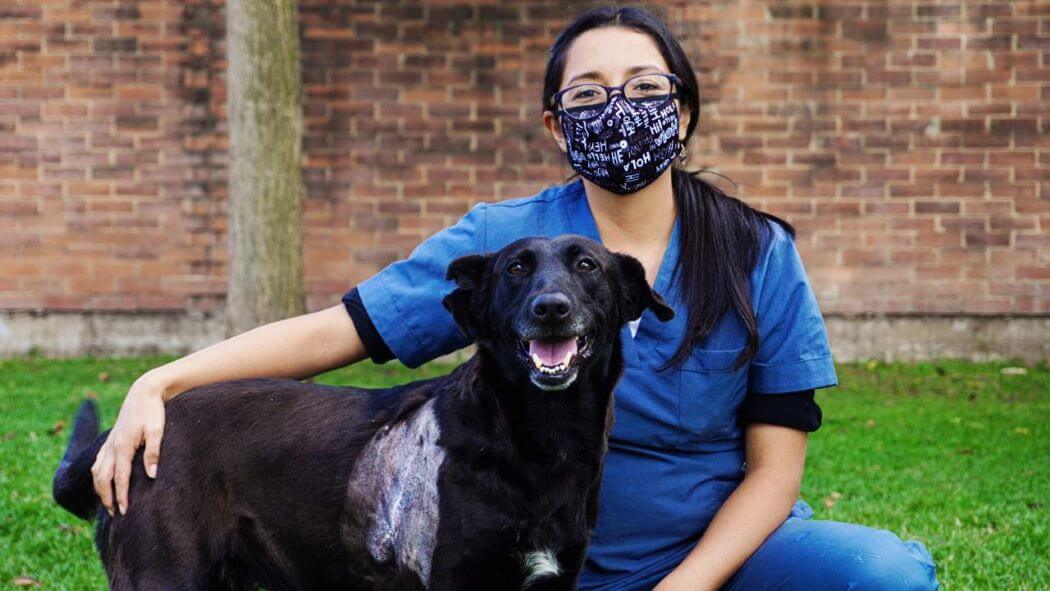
[91,375,167,517]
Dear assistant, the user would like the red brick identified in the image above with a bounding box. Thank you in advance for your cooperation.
[0,0,1041,317]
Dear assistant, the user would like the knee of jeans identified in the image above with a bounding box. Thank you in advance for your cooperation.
[842,536,939,591]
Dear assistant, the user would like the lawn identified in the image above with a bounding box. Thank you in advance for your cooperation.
[1,356,1046,589]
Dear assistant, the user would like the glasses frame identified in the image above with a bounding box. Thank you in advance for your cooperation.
[551,72,681,120]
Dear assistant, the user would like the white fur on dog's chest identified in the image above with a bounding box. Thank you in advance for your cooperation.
[347,399,446,587]
[520,548,562,588]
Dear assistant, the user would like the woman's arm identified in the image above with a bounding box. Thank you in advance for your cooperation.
[147,303,368,402]
[93,303,369,516]
[653,424,808,591]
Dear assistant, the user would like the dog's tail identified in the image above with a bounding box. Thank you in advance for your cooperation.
[52,398,107,521]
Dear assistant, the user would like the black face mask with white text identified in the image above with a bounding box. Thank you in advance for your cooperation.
[560,95,680,194]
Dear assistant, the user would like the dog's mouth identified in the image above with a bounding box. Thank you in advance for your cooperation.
[517,333,594,391]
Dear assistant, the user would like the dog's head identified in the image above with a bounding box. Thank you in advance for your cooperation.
[442,235,675,391]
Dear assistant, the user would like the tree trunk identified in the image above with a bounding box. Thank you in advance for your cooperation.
[224,0,304,337]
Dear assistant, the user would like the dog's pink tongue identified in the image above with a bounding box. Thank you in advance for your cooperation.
[529,337,578,366]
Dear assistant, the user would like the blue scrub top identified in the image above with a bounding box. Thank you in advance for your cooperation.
[357,179,838,589]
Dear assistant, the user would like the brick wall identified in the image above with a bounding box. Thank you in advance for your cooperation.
[2,0,1047,321]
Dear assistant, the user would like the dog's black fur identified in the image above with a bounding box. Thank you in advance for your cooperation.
[53,235,674,590]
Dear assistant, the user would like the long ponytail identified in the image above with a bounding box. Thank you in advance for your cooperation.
[665,168,794,371]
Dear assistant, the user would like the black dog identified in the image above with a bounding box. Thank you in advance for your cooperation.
[53,235,674,590]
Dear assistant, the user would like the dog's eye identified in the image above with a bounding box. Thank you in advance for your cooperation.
[576,258,597,272]
[507,261,527,276]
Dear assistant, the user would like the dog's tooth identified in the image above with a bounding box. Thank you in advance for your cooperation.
[531,353,543,369]
[560,349,574,366]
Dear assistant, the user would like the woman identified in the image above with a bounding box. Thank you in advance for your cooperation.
[92,6,939,590]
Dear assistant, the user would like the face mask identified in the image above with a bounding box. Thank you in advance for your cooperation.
[559,94,681,194]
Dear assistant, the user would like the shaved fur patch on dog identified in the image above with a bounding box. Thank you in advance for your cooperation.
[520,548,562,588]
[347,398,445,586]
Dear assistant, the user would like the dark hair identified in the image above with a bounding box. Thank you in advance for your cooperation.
[542,4,796,371]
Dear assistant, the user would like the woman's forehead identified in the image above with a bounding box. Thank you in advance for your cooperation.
[561,27,669,88]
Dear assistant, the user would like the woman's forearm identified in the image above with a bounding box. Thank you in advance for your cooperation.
[655,424,808,591]
[659,468,800,590]
[144,303,369,402]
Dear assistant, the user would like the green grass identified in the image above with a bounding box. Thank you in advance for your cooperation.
[1,356,1046,589]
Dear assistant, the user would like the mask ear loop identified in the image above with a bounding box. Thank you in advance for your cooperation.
[670,85,689,167]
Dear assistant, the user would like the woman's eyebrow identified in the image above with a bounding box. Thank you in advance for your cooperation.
[563,64,667,87]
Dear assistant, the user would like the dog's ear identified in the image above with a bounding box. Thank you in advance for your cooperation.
[442,253,494,337]
[615,252,675,323]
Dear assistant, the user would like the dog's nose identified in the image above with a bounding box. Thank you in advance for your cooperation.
[530,293,572,322]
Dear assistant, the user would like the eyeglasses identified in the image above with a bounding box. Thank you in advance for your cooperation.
[552,73,680,121]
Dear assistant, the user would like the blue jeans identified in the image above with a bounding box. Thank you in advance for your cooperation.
[623,500,939,590]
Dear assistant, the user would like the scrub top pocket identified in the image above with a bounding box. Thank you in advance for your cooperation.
[677,345,750,448]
